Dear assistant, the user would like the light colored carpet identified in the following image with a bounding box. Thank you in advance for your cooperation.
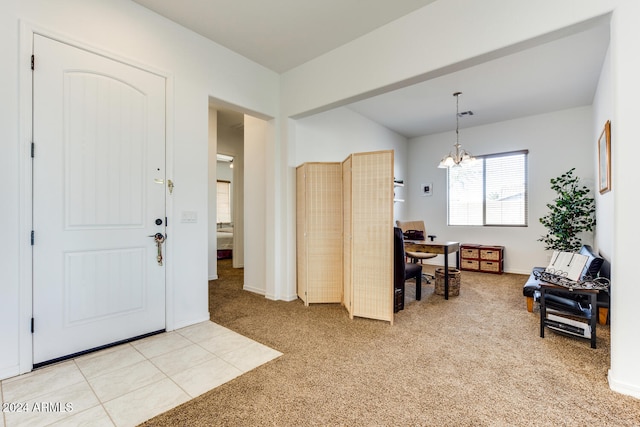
[141,260,640,426]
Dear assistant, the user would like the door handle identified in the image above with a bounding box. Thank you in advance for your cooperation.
[148,233,165,241]
[148,233,166,266]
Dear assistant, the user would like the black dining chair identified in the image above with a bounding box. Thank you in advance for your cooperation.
[394,227,423,311]
[396,220,436,283]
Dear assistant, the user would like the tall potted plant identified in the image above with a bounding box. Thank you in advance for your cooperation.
[538,168,596,252]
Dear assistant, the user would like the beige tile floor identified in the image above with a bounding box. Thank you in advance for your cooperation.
[0,321,282,427]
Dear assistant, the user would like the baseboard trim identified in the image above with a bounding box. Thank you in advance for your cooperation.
[171,315,212,332]
[0,365,20,382]
[416,260,530,276]
[608,370,640,399]
[243,285,266,295]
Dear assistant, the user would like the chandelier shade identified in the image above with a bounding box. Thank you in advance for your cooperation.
[438,92,475,168]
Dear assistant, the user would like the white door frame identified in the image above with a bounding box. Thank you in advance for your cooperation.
[18,22,175,375]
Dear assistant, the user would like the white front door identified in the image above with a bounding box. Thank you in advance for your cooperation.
[32,35,167,365]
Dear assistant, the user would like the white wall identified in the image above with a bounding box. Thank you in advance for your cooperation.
[244,115,268,296]
[295,107,409,222]
[1,0,278,379]
[207,108,218,280]
[216,161,234,183]
[230,140,245,270]
[608,1,640,398]
[0,0,20,381]
[592,47,614,261]
[407,107,594,274]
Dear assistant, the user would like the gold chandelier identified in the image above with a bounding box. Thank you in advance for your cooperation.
[438,92,475,168]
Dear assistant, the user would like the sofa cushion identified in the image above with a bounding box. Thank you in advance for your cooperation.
[523,267,545,297]
[543,293,591,318]
[579,245,604,280]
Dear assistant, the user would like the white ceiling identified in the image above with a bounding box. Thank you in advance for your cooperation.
[349,22,610,137]
[132,0,439,73]
[132,0,610,138]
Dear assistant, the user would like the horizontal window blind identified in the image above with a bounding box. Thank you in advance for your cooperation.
[448,150,528,226]
[217,180,231,224]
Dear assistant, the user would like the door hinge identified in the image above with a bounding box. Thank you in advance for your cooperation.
[31,55,34,71]
[31,230,35,245]
[165,216,168,227]
[31,142,35,158]
[31,318,34,333]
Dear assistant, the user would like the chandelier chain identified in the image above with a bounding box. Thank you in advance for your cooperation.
[455,92,460,147]
[438,91,475,168]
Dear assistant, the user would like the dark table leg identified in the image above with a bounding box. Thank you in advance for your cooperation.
[590,292,597,349]
[540,287,546,338]
[444,245,449,300]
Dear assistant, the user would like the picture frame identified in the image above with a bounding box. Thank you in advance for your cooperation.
[598,120,611,194]
[421,183,433,197]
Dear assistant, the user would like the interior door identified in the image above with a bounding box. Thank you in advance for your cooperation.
[32,35,167,365]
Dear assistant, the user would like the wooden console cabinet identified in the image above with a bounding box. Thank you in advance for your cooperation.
[460,244,504,274]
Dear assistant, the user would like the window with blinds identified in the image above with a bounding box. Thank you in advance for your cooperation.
[216,180,231,224]
[447,150,528,226]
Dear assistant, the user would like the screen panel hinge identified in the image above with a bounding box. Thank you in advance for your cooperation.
[31,142,35,158]
[31,317,34,333]
[31,230,35,245]
[31,54,35,71]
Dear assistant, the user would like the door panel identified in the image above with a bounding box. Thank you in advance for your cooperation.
[32,35,166,364]
[65,71,146,229]
[65,248,145,323]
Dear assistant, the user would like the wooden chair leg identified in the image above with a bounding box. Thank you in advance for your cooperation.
[526,296,534,312]
[598,307,609,325]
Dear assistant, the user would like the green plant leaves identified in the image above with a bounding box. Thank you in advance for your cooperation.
[538,168,596,252]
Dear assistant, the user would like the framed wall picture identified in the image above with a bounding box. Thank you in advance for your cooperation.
[598,120,611,194]
[421,183,433,196]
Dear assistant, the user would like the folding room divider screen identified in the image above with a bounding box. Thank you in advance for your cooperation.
[296,150,394,324]
[296,162,344,305]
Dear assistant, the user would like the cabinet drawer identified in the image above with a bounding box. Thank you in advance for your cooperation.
[480,260,501,273]
[461,248,479,259]
[480,248,502,261]
[461,259,479,270]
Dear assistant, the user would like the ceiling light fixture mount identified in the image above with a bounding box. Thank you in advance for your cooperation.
[438,92,476,168]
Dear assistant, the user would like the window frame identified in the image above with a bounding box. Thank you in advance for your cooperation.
[216,179,232,224]
[446,149,529,227]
